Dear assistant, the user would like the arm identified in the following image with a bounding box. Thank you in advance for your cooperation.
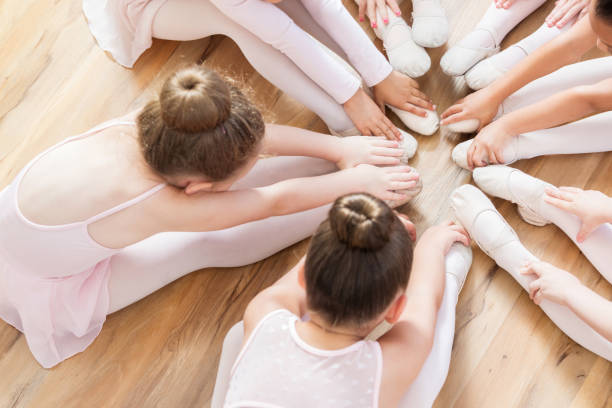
[158,164,417,232]
[242,257,308,341]
[263,124,404,168]
[442,17,597,127]
[522,261,612,342]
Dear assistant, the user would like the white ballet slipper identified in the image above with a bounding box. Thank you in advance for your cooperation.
[411,0,449,48]
[445,118,481,134]
[445,243,473,292]
[386,166,422,208]
[450,184,520,260]
[451,137,518,170]
[388,105,439,136]
[398,130,418,162]
[465,58,506,90]
[375,16,431,78]
[440,43,499,77]
[473,165,551,227]
[329,127,361,137]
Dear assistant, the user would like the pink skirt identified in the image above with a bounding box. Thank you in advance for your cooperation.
[0,258,111,368]
[82,0,170,68]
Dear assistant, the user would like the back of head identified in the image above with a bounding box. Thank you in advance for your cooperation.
[137,66,265,181]
[305,193,413,328]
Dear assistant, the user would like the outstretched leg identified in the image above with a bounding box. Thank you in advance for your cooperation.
[107,156,336,313]
[451,184,612,361]
[152,0,354,133]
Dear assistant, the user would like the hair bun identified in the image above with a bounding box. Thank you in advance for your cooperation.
[329,193,393,250]
[159,67,231,133]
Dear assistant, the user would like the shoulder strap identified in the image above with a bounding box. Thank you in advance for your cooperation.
[85,182,167,224]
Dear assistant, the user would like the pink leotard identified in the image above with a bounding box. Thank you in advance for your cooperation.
[0,120,165,368]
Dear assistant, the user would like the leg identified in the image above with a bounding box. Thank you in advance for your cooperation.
[152,0,354,133]
[207,0,360,104]
[211,321,244,408]
[466,20,574,90]
[107,156,335,313]
[451,185,612,361]
[441,0,547,76]
[399,244,472,407]
[473,166,612,284]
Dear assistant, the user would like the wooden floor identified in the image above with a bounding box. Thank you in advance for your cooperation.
[1,0,611,407]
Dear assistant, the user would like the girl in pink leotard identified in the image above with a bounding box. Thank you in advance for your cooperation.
[0,65,417,368]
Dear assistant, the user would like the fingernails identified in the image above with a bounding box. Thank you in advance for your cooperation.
[360,17,364,22]
[396,11,401,16]
[383,18,389,24]
[372,22,377,28]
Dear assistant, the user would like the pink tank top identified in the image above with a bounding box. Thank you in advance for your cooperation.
[224,309,383,408]
[0,119,165,368]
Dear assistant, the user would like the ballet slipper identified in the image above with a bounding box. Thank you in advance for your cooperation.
[398,130,419,162]
[450,137,518,170]
[473,165,551,226]
[388,105,439,136]
[374,14,431,78]
[440,28,500,77]
[386,166,422,208]
[411,0,449,48]
[444,105,504,134]
[465,58,507,91]
[445,243,473,292]
[329,127,361,137]
[450,184,520,260]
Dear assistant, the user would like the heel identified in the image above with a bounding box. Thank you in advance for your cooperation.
[517,205,549,227]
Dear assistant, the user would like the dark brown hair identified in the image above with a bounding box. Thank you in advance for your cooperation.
[137,66,265,181]
[597,0,612,22]
[304,193,413,328]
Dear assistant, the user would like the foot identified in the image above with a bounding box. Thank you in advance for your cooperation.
[386,166,422,208]
[451,138,518,170]
[445,243,473,292]
[388,105,439,136]
[375,12,431,77]
[411,0,449,48]
[398,130,419,162]
[473,165,552,226]
[450,184,520,260]
[443,104,504,134]
[440,28,499,76]
[465,45,527,90]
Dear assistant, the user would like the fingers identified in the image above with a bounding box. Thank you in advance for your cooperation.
[440,112,469,126]
[367,0,377,27]
[441,104,463,119]
[384,165,413,175]
[372,147,404,157]
[371,138,400,148]
[385,191,407,202]
[557,4,581,27]
[577,221,597,243]
[543,194,573,212]
[399,103,428,118]
[389,171,420,181]
[358,0,366,22]
[405,96,434,112]
[391,180,418,190]
[386,0,401,17]
[467,139,477,170]
[376,0,388,23]
[558,186,582,194]
[528,279,542,303]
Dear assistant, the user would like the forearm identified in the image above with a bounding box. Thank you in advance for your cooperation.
[566,283,612,342]
[262,124,341,163]
[500,87,594,135]
[488,17,596,103]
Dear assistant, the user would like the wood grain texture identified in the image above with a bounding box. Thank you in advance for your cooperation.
[0,0,610,407]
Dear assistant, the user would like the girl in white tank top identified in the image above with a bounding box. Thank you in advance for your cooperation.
[220,193,474,407]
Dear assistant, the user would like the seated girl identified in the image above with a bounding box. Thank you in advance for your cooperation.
[212,193,473,407]
[0,66,418,368]
[441,0,612,169]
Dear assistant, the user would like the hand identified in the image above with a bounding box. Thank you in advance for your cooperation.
[350,164,420,202]
[337,136,403,169]
[373,71,435,117]
[357,0,401,26]
[416,221,471,256]
[544,186,612,242]
[545,0,590,28]
[466,119,515,169]
[441,87,502,130]
[520,261,580,306]
[395,211,417,241]
[343,88,401,141]
[494,0,519,9]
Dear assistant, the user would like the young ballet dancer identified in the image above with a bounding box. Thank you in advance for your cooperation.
[0,66,420,368]
[441,0,612,169]
[83,0,439,139]
[465,0,590,90]
[211,193,473,407]
[451,183,612,360]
